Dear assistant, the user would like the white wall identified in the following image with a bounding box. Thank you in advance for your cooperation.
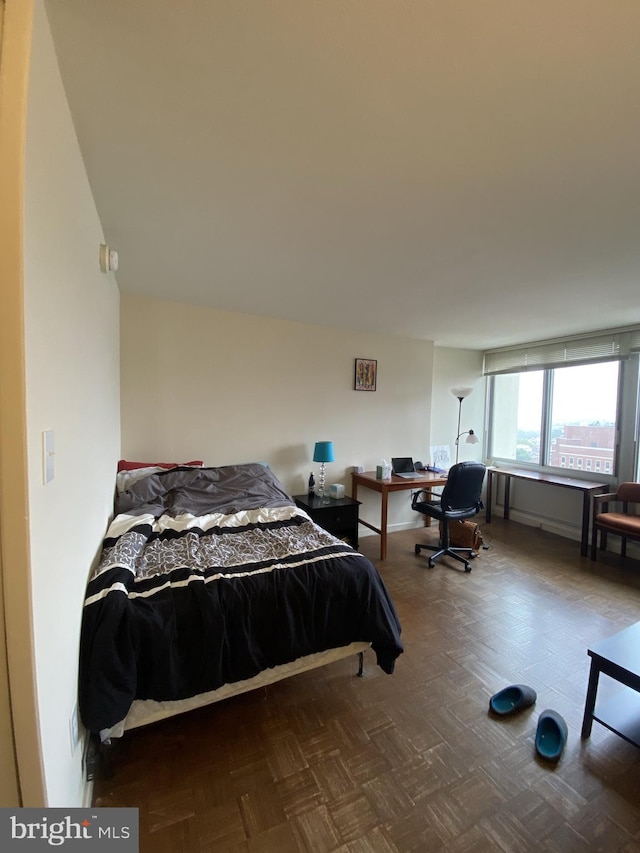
[431,348,485,466]
[121,294,436,532]
[23,0,120,806]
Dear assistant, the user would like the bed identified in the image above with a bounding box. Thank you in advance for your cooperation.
[78,462,404,749]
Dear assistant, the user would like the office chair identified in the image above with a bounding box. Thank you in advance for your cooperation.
[412,461,486,572]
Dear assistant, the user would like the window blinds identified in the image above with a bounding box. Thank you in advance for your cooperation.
[483,326,640,375]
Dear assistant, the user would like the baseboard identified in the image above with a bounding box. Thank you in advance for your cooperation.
[83,779,94,808]
[498,506,581,542]
[361,512,640,559]
[491,503,640,559]
[358,520,429,539]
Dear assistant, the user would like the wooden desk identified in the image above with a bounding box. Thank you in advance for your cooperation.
[485,466,608,557]
[351,470,447,561]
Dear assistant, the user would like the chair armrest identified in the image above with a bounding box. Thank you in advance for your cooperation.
[414,489,435,500]
[411,489,437,510]
[593,491,618,509]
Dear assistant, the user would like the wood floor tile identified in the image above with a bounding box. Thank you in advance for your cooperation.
[290,804,343,852]
[275,767,325,819]
[245,820,300,853]
[238,785,287,838]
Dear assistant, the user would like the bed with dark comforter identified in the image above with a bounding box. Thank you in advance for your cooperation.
[79,463,403,738]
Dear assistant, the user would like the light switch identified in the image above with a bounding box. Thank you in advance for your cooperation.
[42,430,55,484]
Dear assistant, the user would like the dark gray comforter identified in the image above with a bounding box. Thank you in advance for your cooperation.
[115,462,294,517]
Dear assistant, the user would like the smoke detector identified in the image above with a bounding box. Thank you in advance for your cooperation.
[99,243,119,273]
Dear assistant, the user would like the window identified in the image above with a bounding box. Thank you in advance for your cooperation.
[485,327,640,481]
[489,371,543,464]
[488,361,620,472]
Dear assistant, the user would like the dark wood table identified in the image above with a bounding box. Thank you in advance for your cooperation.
[581,621,640,747]
[351,470,447,560]
[485,466,608,557]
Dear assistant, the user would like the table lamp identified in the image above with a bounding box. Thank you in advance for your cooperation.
[313,441,335,500]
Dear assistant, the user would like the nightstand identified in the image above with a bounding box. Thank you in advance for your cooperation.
[293,494,361,548]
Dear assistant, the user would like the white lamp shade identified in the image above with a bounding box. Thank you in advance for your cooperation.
[450,385,473,400]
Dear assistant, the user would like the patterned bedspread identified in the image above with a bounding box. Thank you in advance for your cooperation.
[78,464,403,734]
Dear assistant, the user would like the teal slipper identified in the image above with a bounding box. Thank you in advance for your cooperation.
[535,709,568,762]
[489,684,537,716]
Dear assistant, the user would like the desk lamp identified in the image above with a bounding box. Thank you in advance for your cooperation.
[451,386,479,464]
[313,441,335,500]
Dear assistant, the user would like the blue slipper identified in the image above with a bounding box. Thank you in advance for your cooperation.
[489,684,537,716]
[535,709,568,762]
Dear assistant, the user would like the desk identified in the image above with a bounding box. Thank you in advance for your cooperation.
[581,621,640,748]
[351,470,447,561]
[485,466,607,557]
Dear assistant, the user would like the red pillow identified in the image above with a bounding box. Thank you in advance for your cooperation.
[117,459,203,472]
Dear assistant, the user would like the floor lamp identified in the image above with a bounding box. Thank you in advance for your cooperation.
[451,385,479,464]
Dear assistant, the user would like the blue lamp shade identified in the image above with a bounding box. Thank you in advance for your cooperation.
[313,441,335,463]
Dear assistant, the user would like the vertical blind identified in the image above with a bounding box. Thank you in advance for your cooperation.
[483,326,640,375]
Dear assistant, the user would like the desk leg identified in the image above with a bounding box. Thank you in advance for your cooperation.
[580,491,590,557]
[581,659,600,738]
[503,476,511,520]
[380,488,388,561]
[485,470,493,523]
[352,479,362,541]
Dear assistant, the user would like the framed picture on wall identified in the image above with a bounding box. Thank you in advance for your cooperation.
[354,358,377,391]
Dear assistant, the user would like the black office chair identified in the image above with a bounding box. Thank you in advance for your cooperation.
[412,461,486,572]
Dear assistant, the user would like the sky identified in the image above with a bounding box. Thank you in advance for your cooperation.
[518,362,619,430]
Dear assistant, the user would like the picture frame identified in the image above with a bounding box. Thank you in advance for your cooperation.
[354,358,377,391]
[430,445,451,471]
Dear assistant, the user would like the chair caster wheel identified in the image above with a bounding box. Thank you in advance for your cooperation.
[428,559,435,568]
[465,565,472,573]
[415,545,421,554]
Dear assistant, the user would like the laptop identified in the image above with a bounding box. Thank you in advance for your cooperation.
[392,457,420,478]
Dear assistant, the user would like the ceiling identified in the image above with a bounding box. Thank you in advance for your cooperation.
[45,0,640,350]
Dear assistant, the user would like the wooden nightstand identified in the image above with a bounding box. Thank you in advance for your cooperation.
[293,494,361,549]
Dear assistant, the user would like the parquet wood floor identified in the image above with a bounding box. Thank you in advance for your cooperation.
[93,519,640,852]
